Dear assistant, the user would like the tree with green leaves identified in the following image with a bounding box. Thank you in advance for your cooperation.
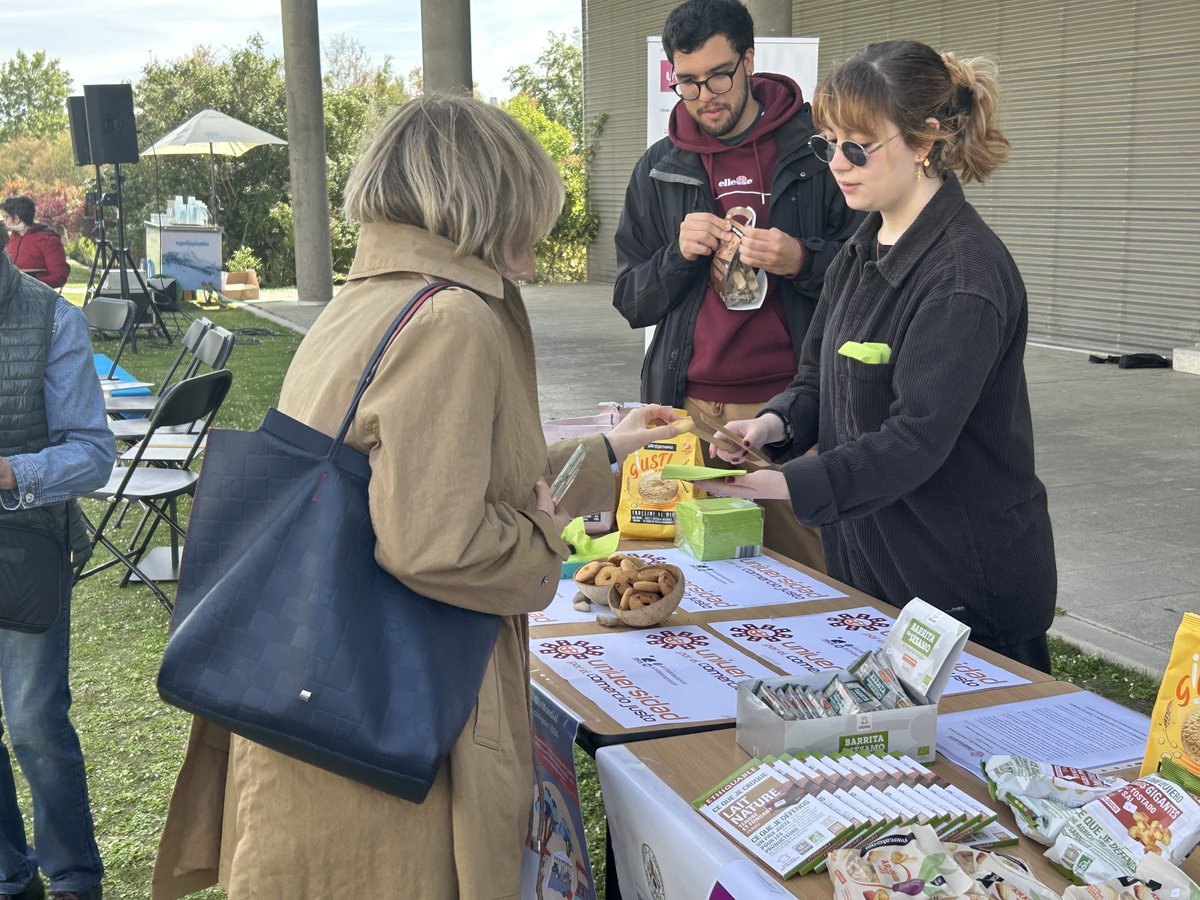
[505,30,583,147]
[0,50,72,142]
[503,94,597,282]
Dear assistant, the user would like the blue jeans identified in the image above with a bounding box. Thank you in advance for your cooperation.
[0,599,103,894]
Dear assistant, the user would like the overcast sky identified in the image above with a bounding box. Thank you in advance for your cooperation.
[0,1,579,107]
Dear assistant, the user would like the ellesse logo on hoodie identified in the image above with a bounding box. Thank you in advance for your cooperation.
[718,175,754,188]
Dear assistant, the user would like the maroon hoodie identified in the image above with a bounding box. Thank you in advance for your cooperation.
[671,74,805,403]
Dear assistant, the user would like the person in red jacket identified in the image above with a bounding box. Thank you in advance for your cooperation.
[3,196,70,290]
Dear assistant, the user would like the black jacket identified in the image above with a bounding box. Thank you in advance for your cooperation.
[613,106,863,406]
[762,174,1056,648]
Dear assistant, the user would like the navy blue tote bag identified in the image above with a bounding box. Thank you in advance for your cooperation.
[158,282,501,802]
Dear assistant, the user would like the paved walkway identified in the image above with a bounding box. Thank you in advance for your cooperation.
[245,283,1200,677]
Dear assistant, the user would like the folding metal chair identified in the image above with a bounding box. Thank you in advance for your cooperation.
[85,296,137,380]
[109,325,235,444]
[77,369,234,612]
[105,317,212,417]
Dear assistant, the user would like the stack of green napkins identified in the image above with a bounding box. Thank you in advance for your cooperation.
[674,497,764,561]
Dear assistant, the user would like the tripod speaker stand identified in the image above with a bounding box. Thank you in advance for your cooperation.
[89,164,173,345]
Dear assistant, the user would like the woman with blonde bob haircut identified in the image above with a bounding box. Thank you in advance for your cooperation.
[709,40,1057,673]
[152,95,686,899]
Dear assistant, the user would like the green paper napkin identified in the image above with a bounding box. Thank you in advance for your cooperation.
[660,464,747,481]
[837,341,892,364]
[561,518,621,562]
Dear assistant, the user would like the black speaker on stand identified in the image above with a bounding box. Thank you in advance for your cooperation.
[79,84,172,344]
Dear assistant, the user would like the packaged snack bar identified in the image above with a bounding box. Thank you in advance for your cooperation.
[827,825,976,900]
[984,754,1125,808]
[961,821,1022,851]
[849,650,912,710]
[1046,774,1200,884]
[883,599,971,703]
[1142,614,1200,786]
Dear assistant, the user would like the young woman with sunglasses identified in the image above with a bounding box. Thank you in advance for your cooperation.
[708,40,1057,673]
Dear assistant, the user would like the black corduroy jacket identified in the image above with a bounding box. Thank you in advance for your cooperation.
[762,173,1056,647]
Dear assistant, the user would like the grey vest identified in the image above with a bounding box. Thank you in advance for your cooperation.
[0,254,83,557]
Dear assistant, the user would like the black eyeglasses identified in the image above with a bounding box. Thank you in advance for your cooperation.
[671,57,743,101]
[808,133,901,167]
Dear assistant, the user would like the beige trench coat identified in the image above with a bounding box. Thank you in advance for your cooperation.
[152,224,616,899]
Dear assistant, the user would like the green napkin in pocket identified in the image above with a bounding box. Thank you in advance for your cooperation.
[660,464,747,481]
[837,341,892,364]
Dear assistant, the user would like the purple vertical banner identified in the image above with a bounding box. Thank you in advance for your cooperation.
[521,689,597,900]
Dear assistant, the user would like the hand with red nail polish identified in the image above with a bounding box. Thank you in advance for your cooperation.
[710,470,789,501]
[711,416,783,463]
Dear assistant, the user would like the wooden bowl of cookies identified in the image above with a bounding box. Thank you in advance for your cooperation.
[606,564,685,627]
[572,554,649,605]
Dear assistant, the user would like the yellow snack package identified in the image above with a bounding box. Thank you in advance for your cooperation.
[616,426,702,539]
[1141,613,1200,784]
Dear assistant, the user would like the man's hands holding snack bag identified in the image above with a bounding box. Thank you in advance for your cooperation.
[736,226,804,277]
[678,213,731,262]
[605,404,692,461]
[534,477,573,534]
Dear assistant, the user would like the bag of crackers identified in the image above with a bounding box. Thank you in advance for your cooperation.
[1143,613,1200,790]
[616,422,702,539]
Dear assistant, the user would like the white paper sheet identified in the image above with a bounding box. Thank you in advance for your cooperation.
[626,548,847,611]
[937,691,1150,778]
[706,606,1031,696]
[529,579,603,627]
[531,627,778,729]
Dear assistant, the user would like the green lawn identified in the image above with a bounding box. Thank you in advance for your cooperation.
[25,263,1168,897]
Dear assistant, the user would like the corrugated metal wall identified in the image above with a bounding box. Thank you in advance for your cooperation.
[584,0,1200,352]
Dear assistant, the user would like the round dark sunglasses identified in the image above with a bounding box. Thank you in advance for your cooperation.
[671,57,743,101]
[808,133,900,167]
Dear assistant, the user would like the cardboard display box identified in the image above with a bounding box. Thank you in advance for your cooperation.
[735,599,970,764]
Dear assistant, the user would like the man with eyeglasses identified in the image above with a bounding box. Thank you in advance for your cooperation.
[613,0,862,571]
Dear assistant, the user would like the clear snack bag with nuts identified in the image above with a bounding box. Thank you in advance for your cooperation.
[708,206,768,310]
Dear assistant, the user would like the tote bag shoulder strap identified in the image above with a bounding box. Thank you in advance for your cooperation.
[330,280,459,452]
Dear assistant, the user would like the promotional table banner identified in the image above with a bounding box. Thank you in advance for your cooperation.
[626,548,848,612]
[532,627,779,729]
[521,690,597,900]
[707,605,1032,696]
[598,745,746,900]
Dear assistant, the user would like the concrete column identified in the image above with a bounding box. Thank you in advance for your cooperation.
[281,0,333,303]
[421,0,472,94]
[745,0,793,36]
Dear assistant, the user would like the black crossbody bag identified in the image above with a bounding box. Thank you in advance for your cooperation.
[0,519,68,632]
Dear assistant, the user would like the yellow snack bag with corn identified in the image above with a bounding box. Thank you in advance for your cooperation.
[1142,613,1200,784]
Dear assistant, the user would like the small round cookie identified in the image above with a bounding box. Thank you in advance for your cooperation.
[619,558,643,573]
[632,580,662,593]
[594,565,623,586]
[658,571,678,593]
[574,561,604,584]
[629,590,658,607]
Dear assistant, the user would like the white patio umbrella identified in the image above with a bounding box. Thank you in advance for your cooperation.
[140,109,287,225]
